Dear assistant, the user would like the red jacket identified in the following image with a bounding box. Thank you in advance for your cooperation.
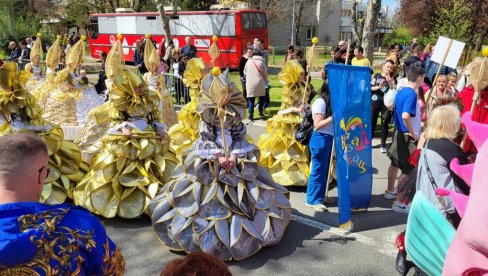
[157,41,165,60]
[458,85,488,154]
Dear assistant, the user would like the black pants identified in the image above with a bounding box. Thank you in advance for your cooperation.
[371,100,392,147]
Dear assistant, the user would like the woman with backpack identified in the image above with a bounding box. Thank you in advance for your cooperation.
[306,82,334,211]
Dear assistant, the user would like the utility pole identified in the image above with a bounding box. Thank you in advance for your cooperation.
[291,0,296,46]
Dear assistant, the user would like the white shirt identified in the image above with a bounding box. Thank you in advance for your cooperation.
[311,98,334,135]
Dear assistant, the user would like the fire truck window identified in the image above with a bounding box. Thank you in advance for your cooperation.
[90,18,99,39]
[241,13,266,29]
[146,16,156,20]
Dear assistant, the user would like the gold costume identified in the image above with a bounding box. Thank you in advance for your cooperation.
[43,36,104,127]
[0,63,85,204]
[148,69,291,260]
[257,60,310,186]
[143,34,178,126]
[23,33,45,92]
[167,57,206,156]
[31,35,62,107]
[74,38,178,218]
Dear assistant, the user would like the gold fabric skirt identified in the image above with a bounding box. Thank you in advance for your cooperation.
[257,113,310,186]
[74,132,178,218]
[167,99,200,157]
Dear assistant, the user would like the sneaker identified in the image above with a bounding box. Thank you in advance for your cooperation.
[392,202,410,213]
[305,203,328,212]
[383,190,397,200]
[380,147,387,153]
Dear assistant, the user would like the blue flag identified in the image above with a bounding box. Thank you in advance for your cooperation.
[326,64,373,225]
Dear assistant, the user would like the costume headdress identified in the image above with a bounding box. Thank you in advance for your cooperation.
[0,62,40,118]
[143,34,160,72]
[65,35,86,71]
[45,35,62,69]
[105,34,125,80]
[30,33,43,61]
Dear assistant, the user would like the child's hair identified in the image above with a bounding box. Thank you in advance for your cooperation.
[171,47,181,56]
[447,73,458,82]
[80,69,86,76]
[160,252,232,276]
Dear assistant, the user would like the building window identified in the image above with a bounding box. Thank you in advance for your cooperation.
[305,25,317,41]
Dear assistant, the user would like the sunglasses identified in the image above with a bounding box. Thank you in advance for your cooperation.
[38,165,50,179]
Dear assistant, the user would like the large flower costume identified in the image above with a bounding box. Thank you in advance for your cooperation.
[0,63,85,204]
[167,57,206,156]
[148,69,291,261]
[257,60,310,186]
[74,39,178,219]
[43,36,104,129]
[24,33,45,92]
[31,35,62,108]
[143,34,178,127]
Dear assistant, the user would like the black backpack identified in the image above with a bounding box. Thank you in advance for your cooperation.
[295,108,314,145]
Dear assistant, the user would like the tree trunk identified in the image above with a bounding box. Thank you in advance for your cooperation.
[351,1,362,44]
[361,0,382,62]
[294,0,305,46]
[156,0,172,41]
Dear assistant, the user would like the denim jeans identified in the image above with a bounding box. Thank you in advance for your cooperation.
[247,96,265,120]
[306,131,334,204]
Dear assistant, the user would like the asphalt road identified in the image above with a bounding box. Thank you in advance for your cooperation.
[100,124,406,276]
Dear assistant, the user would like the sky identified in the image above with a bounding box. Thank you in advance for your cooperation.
[382,0,399,18]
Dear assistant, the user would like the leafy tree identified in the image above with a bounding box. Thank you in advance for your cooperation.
[383,26,414,47]
[179,0,215,11]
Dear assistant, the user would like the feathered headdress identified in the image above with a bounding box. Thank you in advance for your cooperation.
[143,34,160,72]
[30,33,43,61]
[45,35,62,69]
[65,35,86,71]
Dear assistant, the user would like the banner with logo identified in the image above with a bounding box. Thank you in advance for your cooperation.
[326,64,373,226]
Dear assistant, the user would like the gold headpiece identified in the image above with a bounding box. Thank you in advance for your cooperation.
[30,33,43,61]
[0,63,39,116]
[65,35,86,71]
[143,34,160,71]
[279,59,305,85]
[209,35,221,67]
[45,35,61,69]
[105,34,125,80]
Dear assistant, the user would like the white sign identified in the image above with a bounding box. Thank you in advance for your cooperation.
[431,36,465,69]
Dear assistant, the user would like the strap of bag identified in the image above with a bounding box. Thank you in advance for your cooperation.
[423,141,447,210]
[251,58,266,82]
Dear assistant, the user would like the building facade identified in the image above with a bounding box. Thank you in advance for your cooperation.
[267,0,342,49]
[339,0,393,47]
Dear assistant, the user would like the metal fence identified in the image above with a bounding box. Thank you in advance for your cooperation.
[162,73,190,107]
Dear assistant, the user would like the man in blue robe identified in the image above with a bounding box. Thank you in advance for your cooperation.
[0,133,125,275]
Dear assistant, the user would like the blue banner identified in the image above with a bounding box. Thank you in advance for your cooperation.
[326,64,373,225]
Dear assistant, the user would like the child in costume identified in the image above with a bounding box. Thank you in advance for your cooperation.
[0,62,85,205]
[43,36,104,127]
[74,39,178,219]
[143,34,178,127]
[257,60,311,186]
[24,33,45,92]
[148,68,291,261]
[31,35,62,108]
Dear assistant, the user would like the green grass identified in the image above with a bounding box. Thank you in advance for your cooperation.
[269,54,330,70]
[229,72,323,119]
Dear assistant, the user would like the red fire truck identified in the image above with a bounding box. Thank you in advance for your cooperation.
[88,9,268,68]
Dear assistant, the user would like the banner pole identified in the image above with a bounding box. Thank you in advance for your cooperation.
[430,39,453,91]
[325,140,335,195]
[345,40,351,65]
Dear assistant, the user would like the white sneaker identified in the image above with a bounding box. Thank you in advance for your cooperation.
[383,190,397,200]
[380,147,387,153]
[305,203,328,212]
[392,202,410,213]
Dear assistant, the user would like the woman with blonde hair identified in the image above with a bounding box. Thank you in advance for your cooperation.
[416,104,469,224]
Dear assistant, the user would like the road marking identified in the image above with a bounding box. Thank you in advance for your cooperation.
[291,214,398,257]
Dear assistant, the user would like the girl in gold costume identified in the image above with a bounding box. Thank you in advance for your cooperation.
[257,60,311,186]
[148,68,291,261]
[24,33,45,92]
[43,36,104,127]
[74,39,178,219]
[167,57,207,156]
[143,34,178,127]
[0,63,85,204]
[31,35,62,108]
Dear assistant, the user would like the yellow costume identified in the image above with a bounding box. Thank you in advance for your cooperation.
[32,35,62,108]
[143,34,178,127]
[74,38,178,218]
[0,63,85,204]
[257,60,310,186]
[43,36,104,127]
[167,57,206,156]
[24,33,45,92]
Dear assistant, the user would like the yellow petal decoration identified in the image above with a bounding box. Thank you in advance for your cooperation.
[256,60,311,186]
